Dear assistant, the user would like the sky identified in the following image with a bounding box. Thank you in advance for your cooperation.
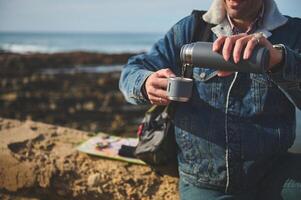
[0,0,300,33]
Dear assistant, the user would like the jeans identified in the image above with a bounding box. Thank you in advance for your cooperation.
[179,153,301,200]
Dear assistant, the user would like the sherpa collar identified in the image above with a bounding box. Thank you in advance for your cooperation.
[202,0,288,38]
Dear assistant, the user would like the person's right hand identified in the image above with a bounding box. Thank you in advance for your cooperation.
[144,68,175,105]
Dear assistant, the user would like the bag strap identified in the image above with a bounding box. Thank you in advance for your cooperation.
[191,10,213,43]
[184,10,214,78]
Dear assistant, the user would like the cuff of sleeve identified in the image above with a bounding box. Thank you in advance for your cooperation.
[265,45,301,109]
[133,70,153,103]
[268,44,300,82]
[282,45,299,81]
[267,44,301,82]
[266,44,287,82]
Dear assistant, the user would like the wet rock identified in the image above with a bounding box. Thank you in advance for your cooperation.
[0,52,147,136]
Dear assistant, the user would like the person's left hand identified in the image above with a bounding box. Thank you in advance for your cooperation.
[212,33,283,77]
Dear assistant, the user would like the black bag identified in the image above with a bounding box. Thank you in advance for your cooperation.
[134,10,213,177]
[134,104,178,177]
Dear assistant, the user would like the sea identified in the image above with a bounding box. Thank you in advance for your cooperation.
[0,32,163,54]
[0,31,300,152]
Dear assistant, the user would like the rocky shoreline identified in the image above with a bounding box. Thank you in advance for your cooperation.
[0,51,149,136]
[0,51,136,72]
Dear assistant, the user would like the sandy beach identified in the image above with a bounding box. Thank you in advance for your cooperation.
[0,118,179,199]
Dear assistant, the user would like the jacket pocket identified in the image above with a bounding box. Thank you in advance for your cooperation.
[193,67,218,82]
[192,68,221,107]
[249,73,273,87]
[249,73,271,113]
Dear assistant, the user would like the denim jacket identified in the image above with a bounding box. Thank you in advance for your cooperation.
[119,0,301,193]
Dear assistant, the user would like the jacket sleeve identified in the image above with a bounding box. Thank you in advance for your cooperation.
[119,16,194,105]
[267,44,301,110]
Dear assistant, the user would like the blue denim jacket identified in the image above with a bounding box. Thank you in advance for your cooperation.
[119,8,301,193]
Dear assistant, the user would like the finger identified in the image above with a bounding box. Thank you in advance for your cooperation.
[222,34,248,61]
[150,100,169,106]
[243,37,258,60]
[145,74,167,90]
[145,73,164,99]
[217,71,234,77]
[222,37,236,61]
[149,94,170,105]
[156,68,176,78]
[232,37,250,63]
[148,87,169,99]
[152,77,168,89]
[212,36,227,52]
[150,97,170,105]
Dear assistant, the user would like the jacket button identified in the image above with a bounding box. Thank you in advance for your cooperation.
[200,72,206,79]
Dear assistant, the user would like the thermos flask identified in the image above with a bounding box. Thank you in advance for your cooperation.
[180,42,270,73]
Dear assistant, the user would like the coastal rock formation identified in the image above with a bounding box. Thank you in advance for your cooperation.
[0,118,179,200]
[0,51,137,74]
[0,52,148,136]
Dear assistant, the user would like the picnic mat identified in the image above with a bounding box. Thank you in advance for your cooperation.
[77,132,145,165]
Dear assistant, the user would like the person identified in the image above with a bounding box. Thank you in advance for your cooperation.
[119,0,301,199]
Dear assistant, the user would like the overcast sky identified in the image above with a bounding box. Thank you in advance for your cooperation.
[0,0,300,33]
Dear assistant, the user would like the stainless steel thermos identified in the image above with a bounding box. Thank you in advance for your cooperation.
[180,42,270,73]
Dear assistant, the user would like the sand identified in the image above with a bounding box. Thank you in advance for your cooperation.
[0,118,179,200]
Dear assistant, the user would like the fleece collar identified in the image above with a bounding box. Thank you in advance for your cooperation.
[202,0,288,38]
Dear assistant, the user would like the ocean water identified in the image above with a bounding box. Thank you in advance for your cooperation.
[0,32,163,53]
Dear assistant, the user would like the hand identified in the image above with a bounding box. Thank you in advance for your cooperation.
[212,33,283,77]
[144,68,175,105]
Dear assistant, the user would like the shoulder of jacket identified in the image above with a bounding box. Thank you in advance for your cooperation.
[174,10,206,29]
[173,15,194,28]
[283,16,301,30]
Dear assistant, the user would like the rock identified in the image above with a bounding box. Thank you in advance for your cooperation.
[87,173,101,187]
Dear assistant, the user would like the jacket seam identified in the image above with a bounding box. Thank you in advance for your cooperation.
[225,72,239,193]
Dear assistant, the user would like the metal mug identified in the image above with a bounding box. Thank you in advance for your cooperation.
[167,77,193,102]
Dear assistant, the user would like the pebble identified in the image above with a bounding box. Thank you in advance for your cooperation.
[87,173,101,187]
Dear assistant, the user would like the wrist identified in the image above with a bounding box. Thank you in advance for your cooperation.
[141,78,150,100]
[268,44,285,73]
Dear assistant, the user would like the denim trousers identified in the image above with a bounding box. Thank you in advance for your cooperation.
[179,153,301,200]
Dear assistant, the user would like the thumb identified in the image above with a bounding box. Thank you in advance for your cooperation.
[157,68,176,78]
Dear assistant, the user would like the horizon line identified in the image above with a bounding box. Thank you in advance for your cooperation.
[0,30,165,35]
